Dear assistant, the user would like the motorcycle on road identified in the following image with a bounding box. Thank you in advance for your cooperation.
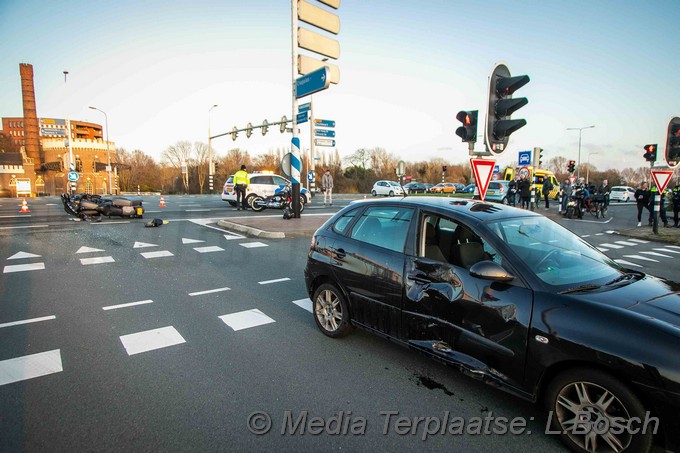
[249,184,305,214]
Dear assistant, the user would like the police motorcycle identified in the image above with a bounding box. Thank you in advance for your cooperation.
[249,183,305,214]
[565,185,586,219]
[61,193,144,221]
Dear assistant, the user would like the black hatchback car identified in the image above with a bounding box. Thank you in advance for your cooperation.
[304,197,680,453]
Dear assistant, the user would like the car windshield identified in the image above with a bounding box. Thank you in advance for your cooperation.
[488,216,622,291]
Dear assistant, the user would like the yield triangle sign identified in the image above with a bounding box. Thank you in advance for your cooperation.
[76,246,105,254]
[650,169,673,193]
[470,158,496,201]
[7,251,42,260]
[133,241,158,249]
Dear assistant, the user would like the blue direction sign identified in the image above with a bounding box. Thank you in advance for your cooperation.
[307,170,315,182]
[67,171,79,182]
[315,138,335,147]
[493,165,500,174]
[315,119,335,128]
[297,112,309,124]
[518,150,532,166]
[315,129,335,137]
[296,67,330,99]
[298,103,311,114]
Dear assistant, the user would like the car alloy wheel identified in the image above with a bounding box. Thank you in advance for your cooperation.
[371,190,377,197]
[389,190,395,197]
[312,283,353,338]
[546,368,652,453]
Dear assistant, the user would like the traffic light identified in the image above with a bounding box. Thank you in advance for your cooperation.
[643,144,657,162]
[261,119,269,136]
[455,110,478,143]
[442,165,447,172]
[246,122,253,138]
[280,115,288,133]
[665,116,680,168]
[485,63,530,154]
[567,160,575,173]
[214,161,219,172]
[231,126,238,141]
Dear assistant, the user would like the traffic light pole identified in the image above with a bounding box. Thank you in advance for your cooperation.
[652,162,659,235]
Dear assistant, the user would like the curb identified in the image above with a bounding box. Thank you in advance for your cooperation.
[217,220,285,238]
[612,228,680,246]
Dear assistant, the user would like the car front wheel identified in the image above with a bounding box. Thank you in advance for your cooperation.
[371,190,377,197]
[546,368,653,453]
[389,190,395,197]
[312,283,353,338]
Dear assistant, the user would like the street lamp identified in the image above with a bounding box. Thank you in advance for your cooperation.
[566,125,595,179]
[208,104,218,193]
[586,151,599,184]
[88,106,112,194]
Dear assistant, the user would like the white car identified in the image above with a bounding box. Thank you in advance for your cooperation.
[222,171,311,207]
[371,180,404,197]
[609,186,636,202]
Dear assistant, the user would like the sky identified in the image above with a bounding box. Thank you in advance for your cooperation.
[1,0,678,171]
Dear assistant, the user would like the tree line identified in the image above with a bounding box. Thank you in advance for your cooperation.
[114,141,679,194]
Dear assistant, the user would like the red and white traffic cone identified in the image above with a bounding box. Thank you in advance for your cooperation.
[20,198,30,213]
[159,196,166,208]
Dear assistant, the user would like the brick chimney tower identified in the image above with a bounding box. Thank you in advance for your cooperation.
[20,63,41,165]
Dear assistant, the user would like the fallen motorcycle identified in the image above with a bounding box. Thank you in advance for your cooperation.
[249,184,305,213]
[61,193,144,221]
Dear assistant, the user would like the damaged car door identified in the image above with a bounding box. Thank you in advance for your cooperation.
[402,212,533,390]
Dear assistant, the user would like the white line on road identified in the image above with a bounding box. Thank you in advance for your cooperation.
[91,221,130,225]
[194,246,224,253]
[622,255,658,262]
[7,251,41,260]
[133,241,158,249]
[614,259,643,268]
[103,300,153,311]
[259,278,291,285]
[186,209,211,212]
[182,238,204,244]
[594,233,604,236]
[80,256,115,265]
[0,215,31,218]
[292,298,313,313]
[653,248,680,254]
[596,247,609,252]
[119,326,186,356]
[188,287,231,296]
[76,246,105,254]
[0,315,56,329]
[666,245,680,249]
[219,309,275,331]
[640,251,672,258]
[599,243,624,249]
[3,263,45,273]
[628,239,650,244]
[224,233,244,240]
[581,234,590,238]
[140,250,174,259]
[145,210,161,213]
[0,349,63,386]
[0,225,48,230]
[240,242,268,248]
[614,241,638,246]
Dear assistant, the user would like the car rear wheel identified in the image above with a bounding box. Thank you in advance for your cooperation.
[545,368,653,453]
[313,283,353,338]
[371,190,377,197]
[389,190,395,197]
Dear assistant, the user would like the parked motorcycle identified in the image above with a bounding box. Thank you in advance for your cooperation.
[249,184,305,213]
[61,193,144,221]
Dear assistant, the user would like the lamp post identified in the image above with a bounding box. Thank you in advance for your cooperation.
[586,151,599,185]
[208,104,218,194]
[88,106,112,194]
[566,125,595,179]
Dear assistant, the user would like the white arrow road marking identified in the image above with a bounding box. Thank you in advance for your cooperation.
[614,259,642,268]
[640,251,673,258]
[219,309,275,331]
[7,251,42,260]
[622,255,659,262]
[119,326,186,356]
[103,300,153,311]
[76,246,105,254]
[80,256,115,265]
[182,238,205,244]
[0,350,63,386]
[3,263,45,273]
[133,242,158,249]
[140,251,174,259]
[599,243,624,249]
[258,278,291,285]
[292,298,313,313]
[0,315,56,329]
[653,248,680,254]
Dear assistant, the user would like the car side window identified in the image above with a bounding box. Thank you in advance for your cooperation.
[273,176,288,186]
[350,206,413,252]
[252,175,274,185]
[332,209,358,235]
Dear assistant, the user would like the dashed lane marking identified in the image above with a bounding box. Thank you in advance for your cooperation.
[0,349,63,386]
[219,309,275,331]
[258,278,291,285]
[653,248,680,255]
[628,239,650,244]
[597,247,609,252]
[119,326,186,356]
[240,242,268,248]
[614,241,638,246]
[140,250,174,259]
[80,256,115,266]
[595,233,604,236]
[640,251,673,258]
[0,225,48,230]
[182,238,204,244]
[188,287,230,296]
[599,243,624,249]
[194,246,224,253]
[103,300,153,311]
[622,255,658,262]
[614,259,643,268]
[3,263,45,273]
[0,315,56,329]
[581,234,590,238]
[7,251,41,260]
[292,298,313,313]
[667,245,680,249]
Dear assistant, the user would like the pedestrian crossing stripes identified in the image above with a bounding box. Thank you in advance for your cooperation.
[614,259,642,268]
[80,256,115,266]
[119,326,186,356]
[3,263,45,273]
[0,349,63,386]
[140,250,174,259]
[219,309,275,331]
[240,242,268,248]
[622,255,658,262]
[193,246,224,253]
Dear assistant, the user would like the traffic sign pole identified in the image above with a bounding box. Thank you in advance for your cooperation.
[291,0,301,218]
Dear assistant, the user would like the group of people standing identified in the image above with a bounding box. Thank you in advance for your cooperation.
[507,174,557,210]
[635,182,680,228]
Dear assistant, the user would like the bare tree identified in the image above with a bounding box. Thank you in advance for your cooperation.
[193,141,208,194]
[346,148,371,169]
[161,141,193,192]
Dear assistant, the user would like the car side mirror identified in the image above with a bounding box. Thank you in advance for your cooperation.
[469,261,514,282]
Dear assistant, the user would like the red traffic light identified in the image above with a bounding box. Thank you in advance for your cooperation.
[643,144,657,162]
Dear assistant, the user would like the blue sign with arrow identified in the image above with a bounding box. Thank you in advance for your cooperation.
[315,119,335,128]
[296,112,309,124]
[315,129,335,137]
[296,67,330,99]
[518,150,532,165]
[307,170,315,182]
[67,171,79,182]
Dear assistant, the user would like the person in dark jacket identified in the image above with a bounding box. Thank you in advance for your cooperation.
[542,178,553,209]
[648,185,669,227]
[508,177,518,207]
[518,175,531,209]
[673,184,680,227]
[560,179,572,214]
[634,182,650,227]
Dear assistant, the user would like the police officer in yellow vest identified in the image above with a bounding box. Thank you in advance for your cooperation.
[233,165,250,211]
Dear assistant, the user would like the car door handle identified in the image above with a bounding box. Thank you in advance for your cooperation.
[331,247,346,259]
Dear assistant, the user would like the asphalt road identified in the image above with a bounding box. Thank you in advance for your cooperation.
[0,195,676,452]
